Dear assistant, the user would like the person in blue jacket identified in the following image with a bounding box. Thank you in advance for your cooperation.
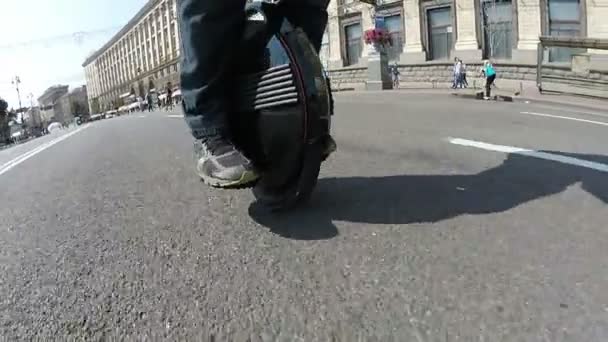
[482,60,497,100]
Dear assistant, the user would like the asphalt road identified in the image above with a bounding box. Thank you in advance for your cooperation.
[1,94,607,341]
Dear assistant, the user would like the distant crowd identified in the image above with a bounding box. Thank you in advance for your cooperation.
[388,58,499,100]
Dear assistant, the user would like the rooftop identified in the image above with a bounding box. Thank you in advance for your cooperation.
[82,0,160,67]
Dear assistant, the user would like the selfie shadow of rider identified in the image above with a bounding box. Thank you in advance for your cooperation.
[248,151,607,241]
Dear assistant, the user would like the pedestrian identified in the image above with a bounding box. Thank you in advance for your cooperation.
[146,92,154,112]
[166,85,174,111]
[452,57,462,89]
[390,62,400,89]
[460,59,468,88]
[481,60,497,100]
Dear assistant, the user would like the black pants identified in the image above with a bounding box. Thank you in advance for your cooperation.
[177,0,330,139]
[485,74,496,98]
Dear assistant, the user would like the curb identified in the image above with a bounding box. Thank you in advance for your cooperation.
[332,87,608,113]
[451,91,514,102]
[509,96,608,113]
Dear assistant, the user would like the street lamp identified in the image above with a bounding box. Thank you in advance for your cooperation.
[11,76,22,110]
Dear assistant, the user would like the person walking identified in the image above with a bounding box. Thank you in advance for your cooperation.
[460,60,468,88]
[390,62,400,89]
[481,60,497,100]
[452,57,462,89]
[166,85,174,111]
[146,92,154,112]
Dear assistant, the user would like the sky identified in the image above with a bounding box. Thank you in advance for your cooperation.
[0,0,148,109]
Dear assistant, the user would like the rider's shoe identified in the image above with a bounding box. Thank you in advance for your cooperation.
[194,133,260,188]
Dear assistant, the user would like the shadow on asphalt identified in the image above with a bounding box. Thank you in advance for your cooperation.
[249,152,607,240]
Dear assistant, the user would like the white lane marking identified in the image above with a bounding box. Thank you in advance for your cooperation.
[520,111,608,127]
[527,102,608,118]
[138,115,146,118]
[0,125,90,177]
[448,138,608,173]
[168,114,183,118]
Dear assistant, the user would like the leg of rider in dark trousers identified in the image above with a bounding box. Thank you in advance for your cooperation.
[282,0,329,52]
[178,0,332,188]
[178,0,256,188]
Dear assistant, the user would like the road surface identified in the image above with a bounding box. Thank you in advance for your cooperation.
[1,94,607,340]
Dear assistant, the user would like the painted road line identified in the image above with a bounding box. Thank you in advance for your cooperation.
[168,114,183,118]
[448,138,608,173]
[520,111,608,127]
[531,104,608,119]
[0,125,91,177]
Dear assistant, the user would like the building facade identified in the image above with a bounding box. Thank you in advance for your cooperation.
[321,0,607,67]
[84,0,607,109]
[38,85,70,124]
[83,0,181,112]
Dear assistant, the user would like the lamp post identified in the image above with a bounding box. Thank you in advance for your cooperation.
[361,1,392,90]
[11,76,27,129]
[11,76,22,110]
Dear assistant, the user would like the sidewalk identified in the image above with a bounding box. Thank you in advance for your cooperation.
[339,83,608,113]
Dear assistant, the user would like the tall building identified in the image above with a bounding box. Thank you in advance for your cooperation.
[321,0,607,67]
[38,85,70,124]
[319,0,607,95]
[84,0,607,108]
[83,0,180,113]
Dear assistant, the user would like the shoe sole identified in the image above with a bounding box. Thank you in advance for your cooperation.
[199,170,260,189]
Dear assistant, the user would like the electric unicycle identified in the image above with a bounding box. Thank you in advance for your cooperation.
[228,0,334,210]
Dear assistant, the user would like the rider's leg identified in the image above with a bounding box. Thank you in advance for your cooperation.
[178,0,259,188]
[282,0,329,52]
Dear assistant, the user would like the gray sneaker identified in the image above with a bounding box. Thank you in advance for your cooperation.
[194,136,260,188]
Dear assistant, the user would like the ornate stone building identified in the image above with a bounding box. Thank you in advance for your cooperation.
[83,0,180,112]
[84,0,607,110]
[320,0,607,94]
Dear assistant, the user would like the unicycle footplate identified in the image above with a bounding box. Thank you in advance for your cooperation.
[229,14,332,210]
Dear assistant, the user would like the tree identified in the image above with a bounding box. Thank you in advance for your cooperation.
[148,78,156,92]
[0,97,7,114]
[90,98,101,114]
[0,97,11,144]
[70,100,88,116]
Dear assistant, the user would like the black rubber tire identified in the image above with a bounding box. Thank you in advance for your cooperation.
[252,140,322,211]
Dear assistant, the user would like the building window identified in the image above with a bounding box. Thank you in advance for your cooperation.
[344,22,362,66]
[547,0,583,62]
[427,7,453,60]
[481,0,513,59]
[384,14,404,62]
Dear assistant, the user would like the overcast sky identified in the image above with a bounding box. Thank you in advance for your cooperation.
[0,0,148,108]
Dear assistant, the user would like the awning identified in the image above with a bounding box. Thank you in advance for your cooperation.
[172,89,182,97]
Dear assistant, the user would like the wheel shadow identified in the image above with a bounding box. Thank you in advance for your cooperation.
[248,151,608,240]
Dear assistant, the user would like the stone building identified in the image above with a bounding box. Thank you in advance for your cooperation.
[83,0,180,112]
[38,85,70,124]
[84,0,607,104]
[320,0,607,94]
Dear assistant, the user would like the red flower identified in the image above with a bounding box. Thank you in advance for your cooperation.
[364,28,393,46]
